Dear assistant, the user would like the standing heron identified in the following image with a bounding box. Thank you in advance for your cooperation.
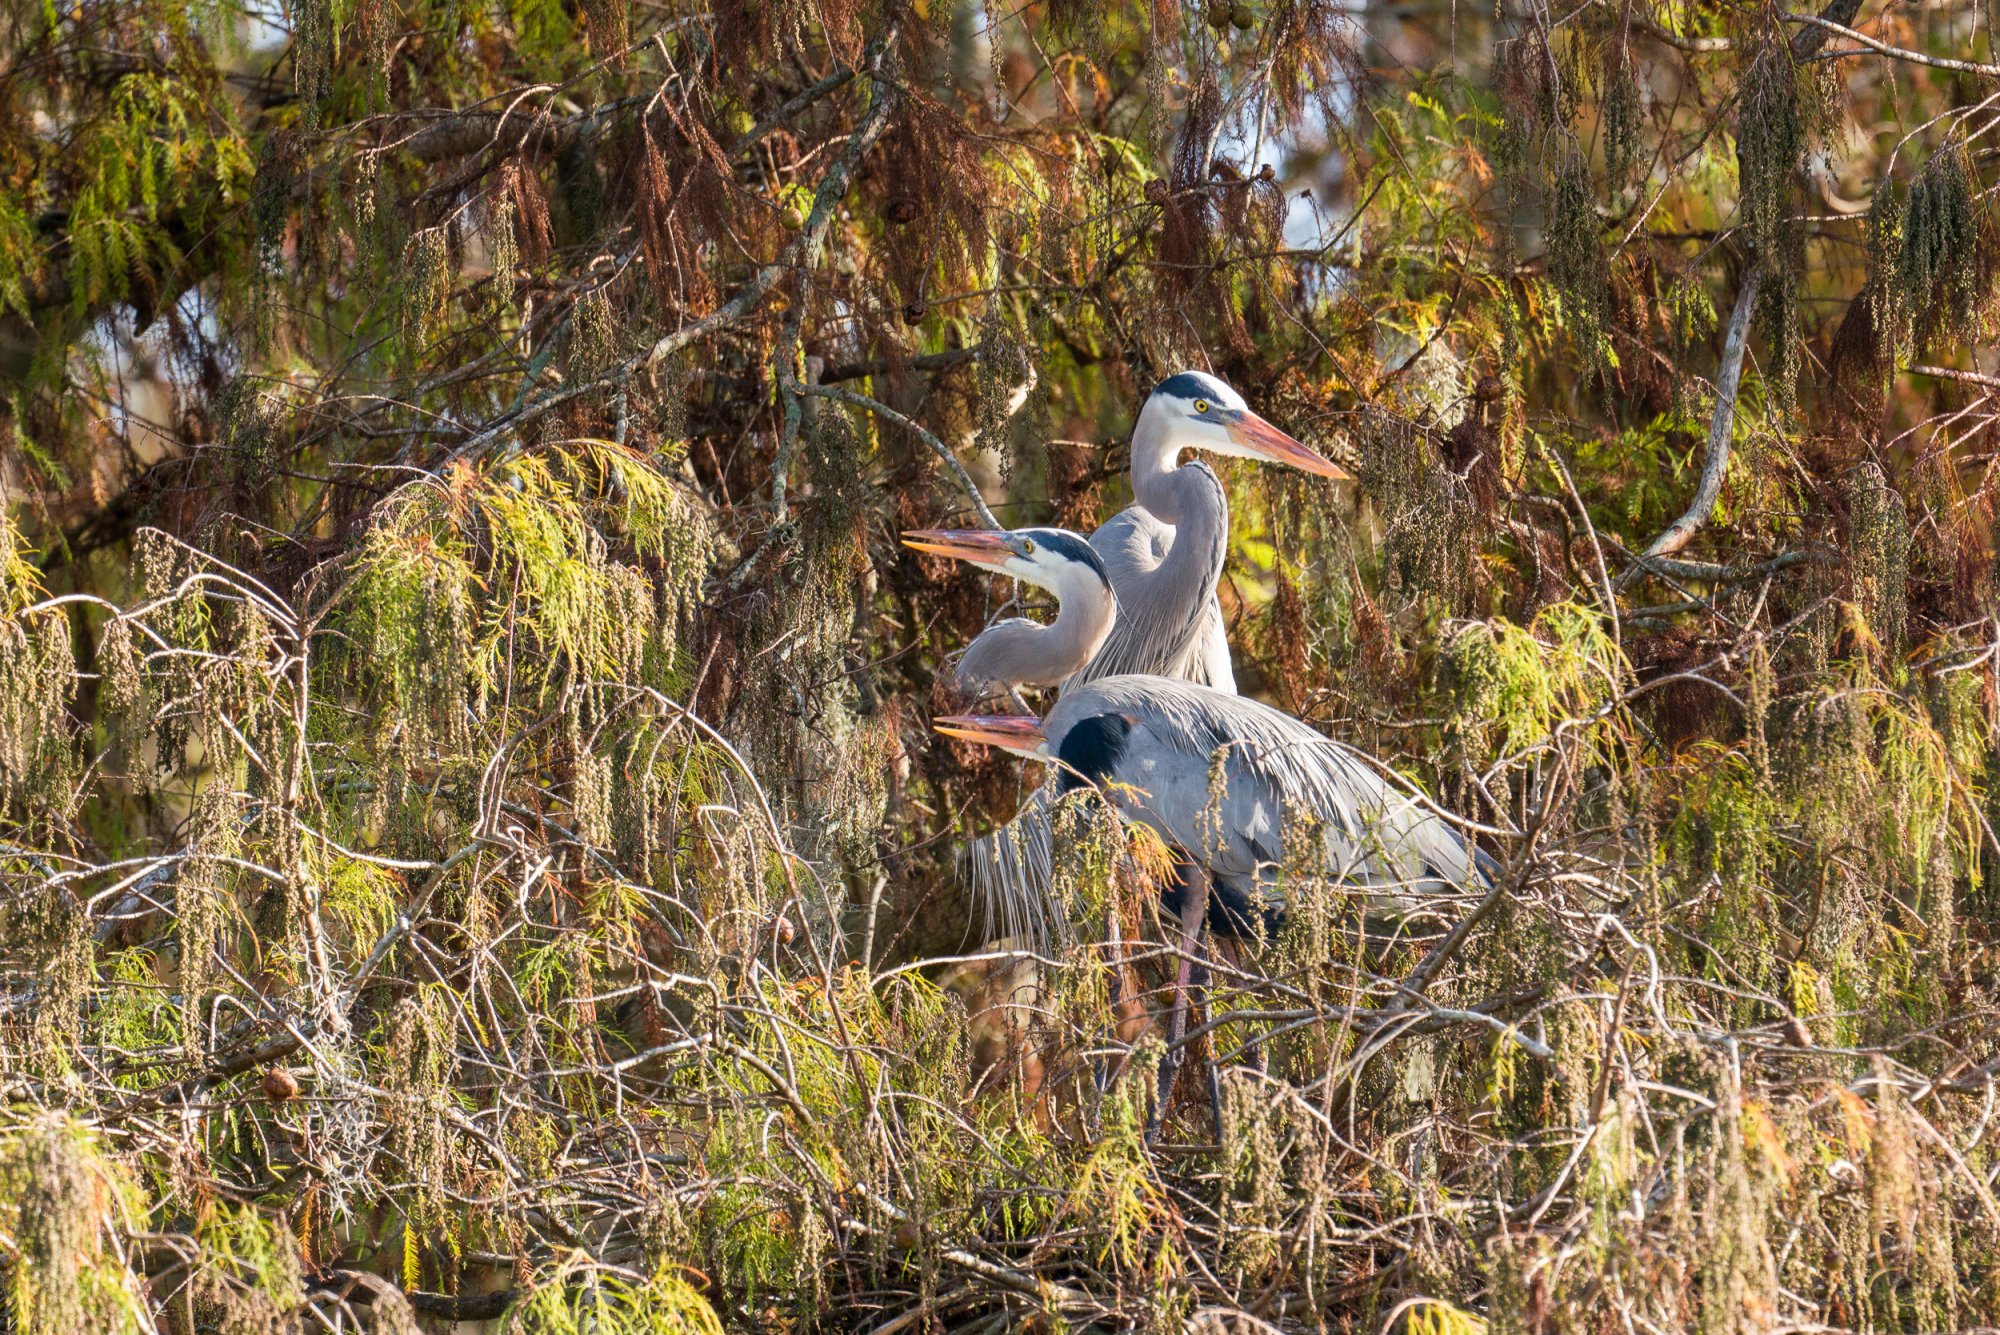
[904,526,1491,1136]
[961,372,1347,939]
[1072,370,1347,694]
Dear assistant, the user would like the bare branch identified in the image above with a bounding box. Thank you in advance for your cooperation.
[799,382,1001,530]
[1785,11,2000,74]
[1620,263,1763,586]
[1909,364,2000,391]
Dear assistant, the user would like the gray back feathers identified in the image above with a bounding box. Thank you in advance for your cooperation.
[963,677,1487,945]
[1047,676,1485,904]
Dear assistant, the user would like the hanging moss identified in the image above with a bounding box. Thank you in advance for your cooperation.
[1759,223,1805,415]
[381,983,461,1247]
[484,181,519,307]
[399,226,452,354]
[347,518,479,767]
[1737,38,1805,264]
[293,0,334,111]
[1896,141,1986,356]
[1845,462,1910,658]
[1601,43,1642,197]
[1736,35,1814,415]
[1354,409,1487,614]
[1699,1064,1784,1335]
[1681,753,1784,1007]
[569,288,618,381]
[0,609,75,825]
[176,781,242,1056]
[0,1118,152,1334]
[1544,146,1609,359]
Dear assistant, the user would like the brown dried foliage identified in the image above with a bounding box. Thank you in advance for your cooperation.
[875,91,996,312]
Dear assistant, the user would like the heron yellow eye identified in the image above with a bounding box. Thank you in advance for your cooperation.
[1021,538,1035,554]
[1193,399,1210,414]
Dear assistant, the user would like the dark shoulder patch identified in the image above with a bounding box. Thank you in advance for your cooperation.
[1055,712,1134,794]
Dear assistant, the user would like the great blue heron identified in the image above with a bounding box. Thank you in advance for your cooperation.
[1072,370,1347,694]
[959,372,1348,939]
[904,526,1491,1136]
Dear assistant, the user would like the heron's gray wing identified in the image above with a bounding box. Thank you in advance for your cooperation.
[1069,507,1235,692]
[1054,677,1487,904]
[1090,505,1175,576]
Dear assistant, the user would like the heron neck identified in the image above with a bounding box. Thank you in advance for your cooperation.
[1130,412,1196,524]
[1126,430,1229,619]
[962,573,1116,689]
[1043,573,1117,682]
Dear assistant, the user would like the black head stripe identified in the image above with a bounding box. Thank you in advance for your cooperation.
[1022,528,1111,589]
[1153,371,1225,402]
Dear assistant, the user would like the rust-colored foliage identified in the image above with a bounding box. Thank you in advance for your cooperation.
[875,90,996,312]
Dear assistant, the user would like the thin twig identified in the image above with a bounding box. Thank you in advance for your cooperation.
[800,383,1002,530]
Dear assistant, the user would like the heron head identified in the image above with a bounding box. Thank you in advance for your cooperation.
[902,526,1110,597]
[1144,370,1350,479]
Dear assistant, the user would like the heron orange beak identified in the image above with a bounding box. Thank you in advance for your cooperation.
[1222,410,1351,480]
[902,529,1016,569]
[934,713,1049,756]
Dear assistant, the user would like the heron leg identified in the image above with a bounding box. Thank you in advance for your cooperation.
[1149,863,1210,1144]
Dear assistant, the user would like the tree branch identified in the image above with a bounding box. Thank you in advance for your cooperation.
[799,383,1000,530]
[1620,263,1762,587]
[1627,10,1732,53]
[733,66,857,157]
[392,57,855,164]
[642,43,896,370]
[1910,364,2000,392]
[1787,0,1866,59]
[1785,11,2000,73]
[819,347,980,385]
[1610,545,1833,587]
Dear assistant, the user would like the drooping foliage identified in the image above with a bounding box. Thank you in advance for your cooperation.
[4,0,2000,1327]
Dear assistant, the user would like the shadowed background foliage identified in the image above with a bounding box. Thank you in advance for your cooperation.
[4,0,2000,1328]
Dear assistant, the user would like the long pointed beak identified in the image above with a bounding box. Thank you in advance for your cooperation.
[934,713,1049,754]
[902,529,1015,566]
[1223,410,1351,479]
